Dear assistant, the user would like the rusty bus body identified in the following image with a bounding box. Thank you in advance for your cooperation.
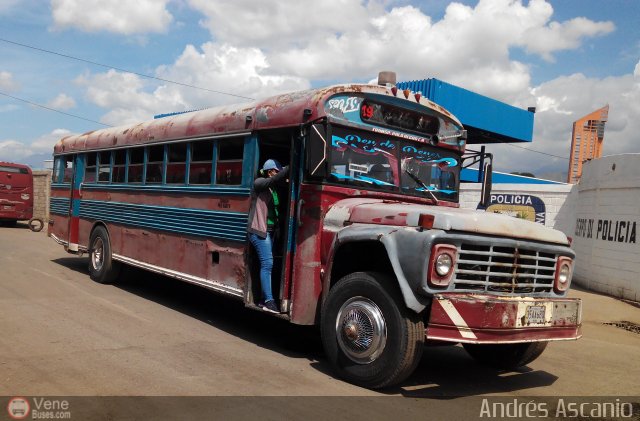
[49,81,581,388]
[0,162,33,224]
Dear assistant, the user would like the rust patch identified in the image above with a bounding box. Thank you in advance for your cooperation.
[234,264,246,288]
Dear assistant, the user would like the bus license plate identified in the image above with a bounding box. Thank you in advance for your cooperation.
[3,205,12,210]
[526,305,547,324]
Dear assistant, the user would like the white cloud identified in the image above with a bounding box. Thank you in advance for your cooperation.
[0,129,71,163]
[51,0,173,34]
[0,71,19,92]
[31,129,73,154]
[0,139,31,161]
[78,43,310,126]
[185,0,613,104]
[484,61,640,178]
[522,17,615,62]
[75,69,160,125]
[187,0,380,48]
[47,93,76,110]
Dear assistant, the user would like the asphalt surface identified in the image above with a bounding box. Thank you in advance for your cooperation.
[1,221,639,417]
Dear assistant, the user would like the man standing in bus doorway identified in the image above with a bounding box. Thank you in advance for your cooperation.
[247,159,289,313]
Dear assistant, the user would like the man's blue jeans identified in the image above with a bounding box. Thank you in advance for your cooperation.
[249,232,274,303]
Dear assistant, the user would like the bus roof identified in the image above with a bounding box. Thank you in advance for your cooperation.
[54,83,462,155]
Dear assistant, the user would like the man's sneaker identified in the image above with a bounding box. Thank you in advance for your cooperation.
[262,300,280,313]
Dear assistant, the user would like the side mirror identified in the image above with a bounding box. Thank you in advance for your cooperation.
[480,161,492,208]
[306,124,328,178]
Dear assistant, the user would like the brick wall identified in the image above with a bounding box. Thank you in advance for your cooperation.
[32,170,52,221]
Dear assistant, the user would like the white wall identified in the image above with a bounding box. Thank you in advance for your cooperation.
[570,154,640,302]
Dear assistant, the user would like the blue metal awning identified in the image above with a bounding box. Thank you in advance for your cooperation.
[461,168,565,184]
[397,79,534,144]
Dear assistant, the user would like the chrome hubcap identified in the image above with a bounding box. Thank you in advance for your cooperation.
[92,238,104,271]
[336,297,387,364]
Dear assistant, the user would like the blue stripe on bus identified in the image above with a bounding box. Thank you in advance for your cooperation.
[81,184,251,196]
[50,197,70,215]
[78,200,248,242]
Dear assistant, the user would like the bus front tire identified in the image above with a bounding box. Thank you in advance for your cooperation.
[320,272,424,389]
[88,226,121,284]
[462,342,548,370]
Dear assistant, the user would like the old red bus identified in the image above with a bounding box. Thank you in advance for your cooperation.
[49,75,581,388]
[0,162,33,225]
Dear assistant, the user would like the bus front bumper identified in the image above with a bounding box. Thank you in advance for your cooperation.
[426,293,582,344]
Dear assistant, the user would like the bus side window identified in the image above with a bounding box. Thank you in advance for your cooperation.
[146,145,164,184]
[216,138,243,185]
[52,157,62,183]
[85,153,97,183]
[167,143,187,184]
[62,156,74,183]
[98,151,111,183]
[128,147,144,183]
[189,140,214,185]
[112,150,126,183]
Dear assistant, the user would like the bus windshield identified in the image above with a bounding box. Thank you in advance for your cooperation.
[326,126,459,202]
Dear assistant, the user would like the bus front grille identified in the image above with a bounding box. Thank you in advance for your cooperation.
[453,243,557,294]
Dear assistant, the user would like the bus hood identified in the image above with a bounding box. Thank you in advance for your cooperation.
[325,198,569,245]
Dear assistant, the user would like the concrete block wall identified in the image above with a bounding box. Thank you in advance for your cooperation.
[570,154,640,302]
[32,170,51,221]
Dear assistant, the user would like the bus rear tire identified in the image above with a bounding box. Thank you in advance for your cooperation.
[462,342,548,370]
[89,226,121,284]
[321,272,424,389]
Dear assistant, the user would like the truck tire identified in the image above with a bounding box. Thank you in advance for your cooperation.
[462,342,548,370]
[88,226,121,284]
[321,272,424,389]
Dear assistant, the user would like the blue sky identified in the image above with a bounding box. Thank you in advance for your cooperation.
[1,0,639,180]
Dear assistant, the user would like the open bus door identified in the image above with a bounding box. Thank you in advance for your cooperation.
[288,122,328,324]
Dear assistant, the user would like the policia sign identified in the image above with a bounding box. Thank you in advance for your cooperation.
[478,194,546,225]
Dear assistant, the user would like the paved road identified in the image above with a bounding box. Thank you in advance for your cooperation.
[1,222,639,404]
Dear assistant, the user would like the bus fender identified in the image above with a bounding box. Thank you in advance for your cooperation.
[323,225,432,314]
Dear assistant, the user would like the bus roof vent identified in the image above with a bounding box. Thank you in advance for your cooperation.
[377,71,397,87]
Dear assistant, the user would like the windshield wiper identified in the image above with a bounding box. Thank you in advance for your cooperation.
[404,169,439,204]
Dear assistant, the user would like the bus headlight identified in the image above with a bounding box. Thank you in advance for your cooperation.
[21,194,30,200]
[435,254,453,276]
[428,244,457,287]
[554,256,573,293]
